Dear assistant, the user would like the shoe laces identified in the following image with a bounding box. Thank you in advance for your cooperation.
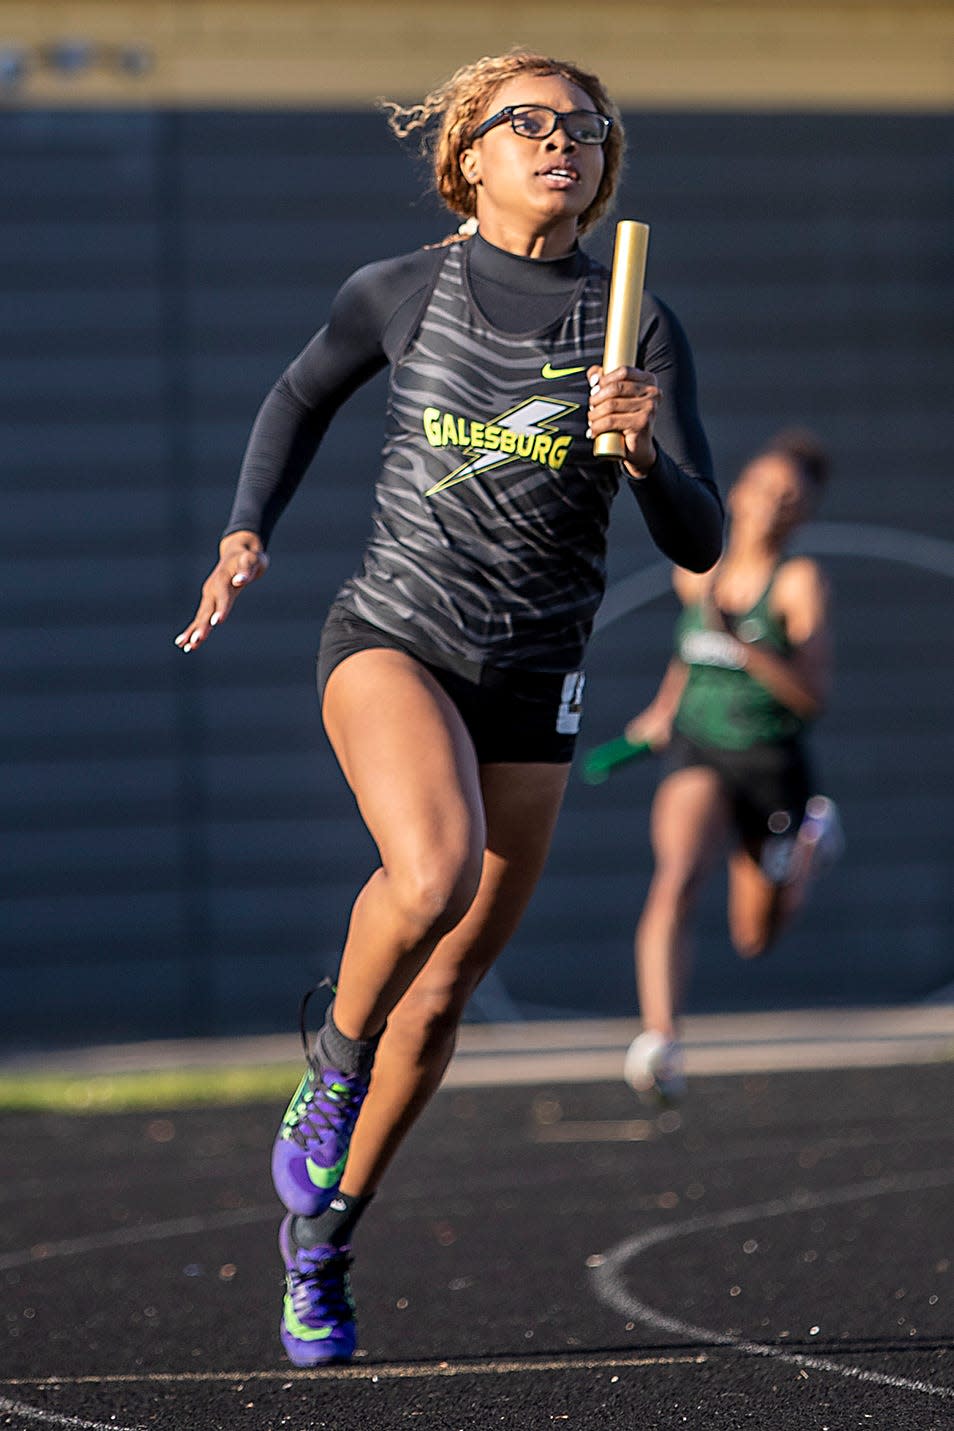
[288,1065,368,1150]
[288,1246,354,1323]
[287,980,369,1149]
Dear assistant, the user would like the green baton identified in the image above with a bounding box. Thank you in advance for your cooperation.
[580,735,653,785]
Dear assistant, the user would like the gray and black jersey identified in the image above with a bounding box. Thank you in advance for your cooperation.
[226,233,722,678]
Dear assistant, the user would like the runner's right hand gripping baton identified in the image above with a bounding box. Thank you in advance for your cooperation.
[593,220,651,460]
[580,735,653,785]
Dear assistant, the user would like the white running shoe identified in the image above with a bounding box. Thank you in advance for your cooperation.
[624,1030,687,1104]
[762,796,844,886]
[760,833,797,884]
[796,795,844,873]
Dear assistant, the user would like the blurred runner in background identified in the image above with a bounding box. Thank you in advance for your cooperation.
[623,430,842,1103]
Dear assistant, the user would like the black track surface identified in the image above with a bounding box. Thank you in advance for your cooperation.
[3,1064,953,1429]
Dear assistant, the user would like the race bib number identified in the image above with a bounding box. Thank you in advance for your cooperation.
[556,671,586,734]
[680,630,747,670]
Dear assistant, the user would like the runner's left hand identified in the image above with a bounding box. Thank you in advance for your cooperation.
[586,365,660,475]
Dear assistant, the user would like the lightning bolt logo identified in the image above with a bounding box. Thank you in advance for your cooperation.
[424,397,578,497]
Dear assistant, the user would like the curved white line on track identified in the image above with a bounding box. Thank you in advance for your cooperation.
[0,1396,144,1430]
[594,522,954,634]
[796,522,954,580]
[593,560,671,631]
[0,1204,276,1273]
[591,1167,954,1401]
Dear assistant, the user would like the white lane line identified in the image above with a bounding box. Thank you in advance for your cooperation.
[0,1205,276,1273]
[591,1167,954,1402]
[0,1396,144,1431]
[1,1352,707,1387]
[593,560,671,631]
[595,522,954,637]
[795,522,954,580]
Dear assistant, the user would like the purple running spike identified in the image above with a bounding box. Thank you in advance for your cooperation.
[271,1061,369,1216]
[279,1214,356,1365]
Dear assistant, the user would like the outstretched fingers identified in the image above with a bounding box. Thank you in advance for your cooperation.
[175,543,269,653]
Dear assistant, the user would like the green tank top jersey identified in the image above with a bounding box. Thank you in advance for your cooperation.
[674,567,806,751]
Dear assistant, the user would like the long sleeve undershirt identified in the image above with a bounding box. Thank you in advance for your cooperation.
[225,233,722,572]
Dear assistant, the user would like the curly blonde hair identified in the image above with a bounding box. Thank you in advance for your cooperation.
[380,50,625,235]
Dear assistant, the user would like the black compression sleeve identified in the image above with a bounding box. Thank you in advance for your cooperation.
[627,297,723,572]
[223,252,439,546]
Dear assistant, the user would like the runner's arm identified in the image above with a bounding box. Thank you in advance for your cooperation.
[624,298,723,573]
[223,252,440,546]
[625,657,690,748]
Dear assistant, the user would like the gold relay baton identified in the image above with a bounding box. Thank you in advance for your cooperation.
[593,220,651,460]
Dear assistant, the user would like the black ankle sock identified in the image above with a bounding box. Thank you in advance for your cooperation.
[293,1192,374,1249]
[317,1005,381,1079]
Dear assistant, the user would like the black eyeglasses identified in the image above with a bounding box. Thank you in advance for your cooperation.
[469,104,612,146]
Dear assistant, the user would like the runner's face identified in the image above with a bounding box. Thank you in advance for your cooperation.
[729,454,810,541]
[460,74,605,243]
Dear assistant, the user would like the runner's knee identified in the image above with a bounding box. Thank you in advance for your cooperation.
[647,862,708,916]
[387,851,482,944]
[729,917,774,959]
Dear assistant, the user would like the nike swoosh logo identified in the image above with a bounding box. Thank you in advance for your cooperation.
[284,1293,334,1340]
[541,362,586,380]
[306,1154,347,1188]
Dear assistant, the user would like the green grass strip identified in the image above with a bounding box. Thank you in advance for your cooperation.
[0,1063,301,1114]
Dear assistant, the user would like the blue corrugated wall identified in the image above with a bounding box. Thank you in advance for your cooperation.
[3,110,952,1045]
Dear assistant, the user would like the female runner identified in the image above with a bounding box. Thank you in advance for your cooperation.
[623,430,842,1103]
[176,49,723,1363]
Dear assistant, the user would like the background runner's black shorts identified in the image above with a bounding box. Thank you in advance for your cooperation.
[661,729,813,849]
[317,605,582,764]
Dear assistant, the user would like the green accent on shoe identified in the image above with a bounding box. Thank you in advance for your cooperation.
[280,1068,313,1132]
[306,1153,347,1188]
[283,1292,333,1342]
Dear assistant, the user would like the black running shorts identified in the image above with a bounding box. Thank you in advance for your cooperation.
[317,605,583,764]
[662,729,813,851]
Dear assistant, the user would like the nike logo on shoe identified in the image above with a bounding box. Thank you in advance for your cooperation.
[306,1153,347,1188]
[541,361,586,379]
[283,1294,334,1341]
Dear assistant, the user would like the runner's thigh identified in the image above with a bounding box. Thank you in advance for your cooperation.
[322,647,486,873]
